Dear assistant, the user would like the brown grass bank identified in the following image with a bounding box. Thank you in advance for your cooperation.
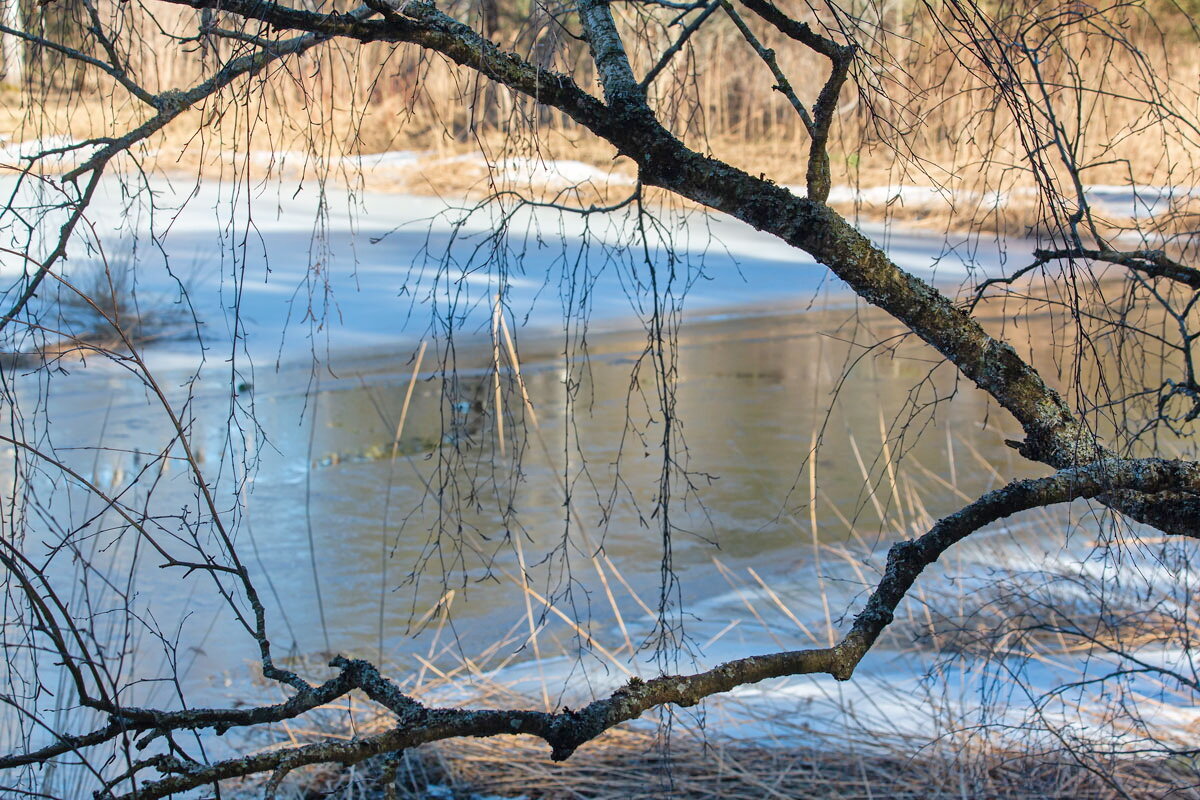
[230,721,1193,799]
[5,0,1199,219]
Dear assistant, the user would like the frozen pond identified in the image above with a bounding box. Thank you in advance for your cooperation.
[1,175,1195,772]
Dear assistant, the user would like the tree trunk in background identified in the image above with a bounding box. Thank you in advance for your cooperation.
[2,0,22,87]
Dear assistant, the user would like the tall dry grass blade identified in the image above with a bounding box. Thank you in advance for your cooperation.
[847,430,888,523]
[414,590,455,693]
[409,589,455,639]
[908,459,973,503]
[379,340,427,662]
[498,309,539,429]
[877,410,905,536]
[501,570,634,676]
[946,426,957,489]
[820,537,872,591]
[492,294,506,458]
[711,557,791,652]
[700,618,742,650]
[746,565,819,646]
[395,341,427,452]
[603,553,658,620]
[809,430,835,646]
[591,556,640,673]
[511,529,552,711]
[959,436,1006,485]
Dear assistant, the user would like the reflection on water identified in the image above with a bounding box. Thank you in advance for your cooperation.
[2,298,1058,712]
[3,177,1199,795]
[11,276,1200,794]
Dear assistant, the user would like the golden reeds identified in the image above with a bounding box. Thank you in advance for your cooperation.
[5,0,1198,234]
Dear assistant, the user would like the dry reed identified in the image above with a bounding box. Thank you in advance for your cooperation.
[4,0,1198,239]
[229,708,1193,799]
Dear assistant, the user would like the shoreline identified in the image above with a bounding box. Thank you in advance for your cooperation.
[224,682,1190,799]
[0,170,1039,379]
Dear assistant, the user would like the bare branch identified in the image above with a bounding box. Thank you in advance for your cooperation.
[639,0,720,89]
[735,0,854,200]
[736,0,846,58]
[151,0,611,128]
[0,22,156,105]
[718,0,815,133]
[1034,247,1200,290]
[576,0,647,106]
[28,457,1189,798]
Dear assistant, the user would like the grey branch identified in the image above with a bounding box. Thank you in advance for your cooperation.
[29,0,1200,536]
[7,457,1189,799]
[1034,247,1200,290]
[719,0,815,133]
[640,0,721,89]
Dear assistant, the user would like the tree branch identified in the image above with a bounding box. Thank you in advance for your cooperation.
[640,0,721,89]
[576,0,651,109]
[735,0,845,57]
[53,0,1200,538]
[42,457,1192,798]
[736,0,854,200]
[152,0,612,130]
[718,0,815,133]
[1034,247,1200,290]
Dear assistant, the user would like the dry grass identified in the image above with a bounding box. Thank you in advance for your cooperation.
[230,713,1194,800]
[216,462,1200,800]
[5,1,1199,238]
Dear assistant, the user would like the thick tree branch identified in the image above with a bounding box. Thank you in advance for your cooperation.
[37,457,1190,799]
[0,672,358,770]
[577,0,646,106]
[153,0,612,129]
[55,0,1200,538]
[139,1,1085,489]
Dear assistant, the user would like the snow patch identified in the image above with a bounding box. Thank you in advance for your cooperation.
[493,157,634,188]
[0,135,100,169]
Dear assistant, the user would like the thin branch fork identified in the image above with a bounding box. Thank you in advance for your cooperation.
[719,0,816,134]
[970,246,1200,311]
[1034,246,1200,290]
[9,458,1196,799]
[736,0,846,58]
[0,22,156,105]
[729,0,854,201]
[640,0,721,88]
